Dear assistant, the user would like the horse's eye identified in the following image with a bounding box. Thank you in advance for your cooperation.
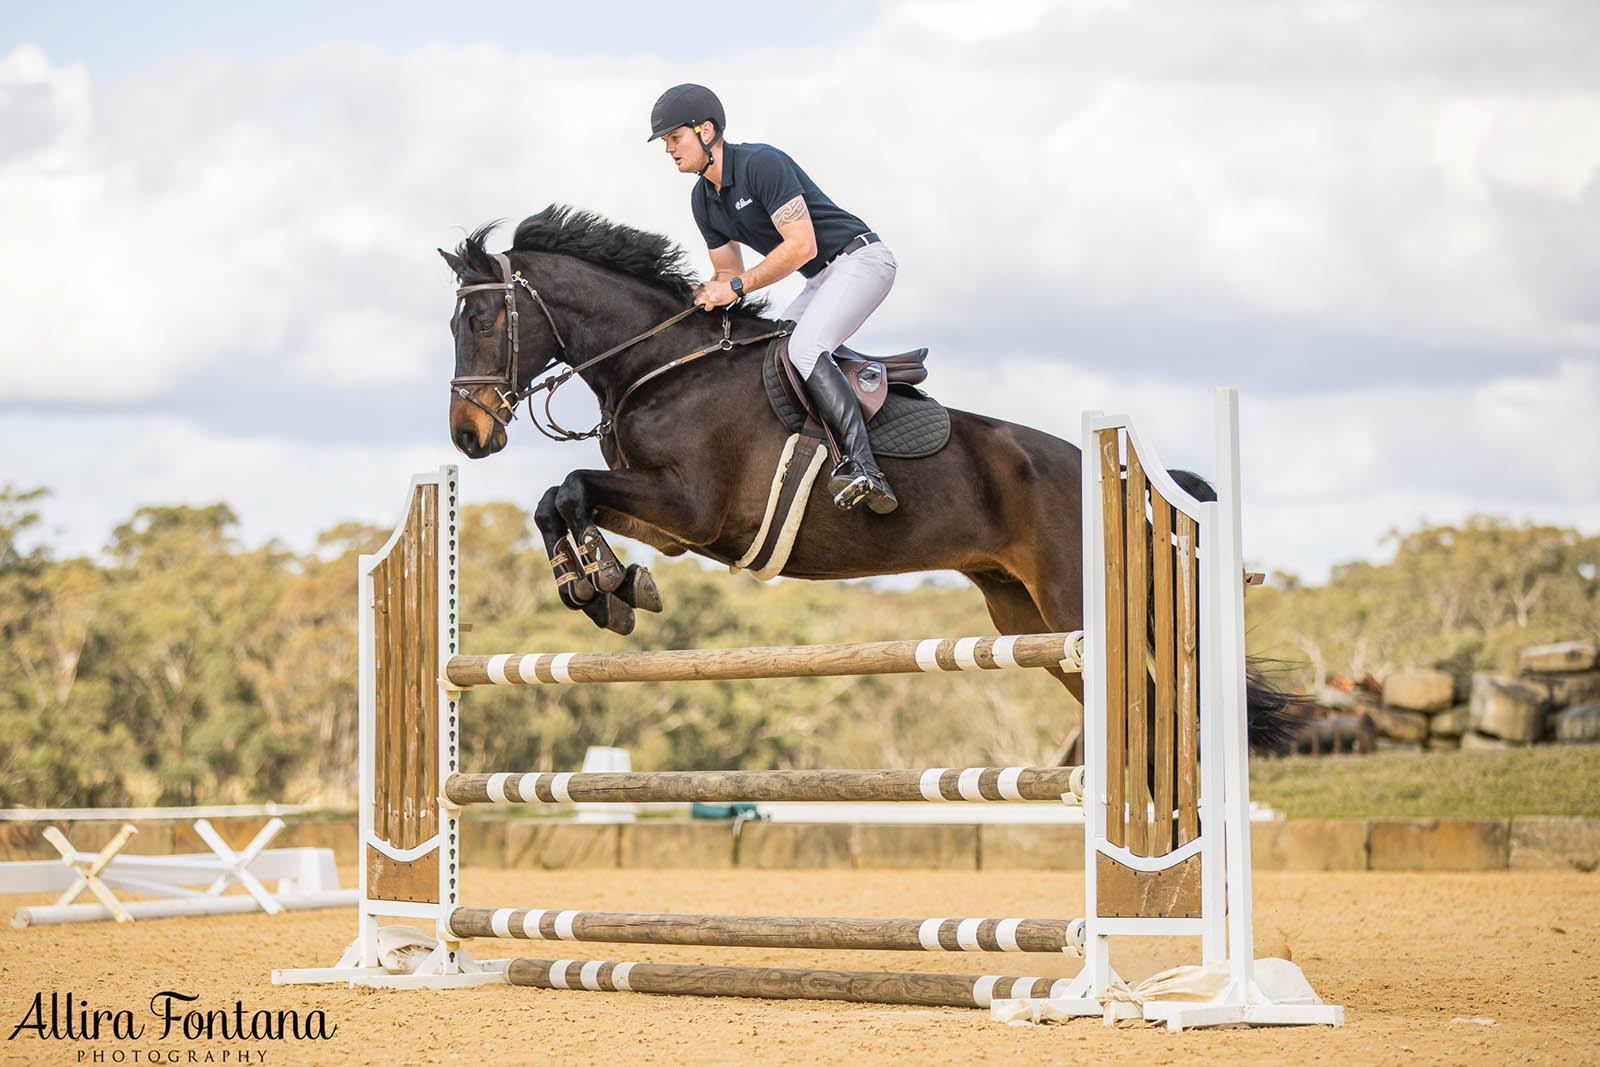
[472,315,495,334]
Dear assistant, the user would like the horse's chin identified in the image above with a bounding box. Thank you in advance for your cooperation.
[449,397,508,459]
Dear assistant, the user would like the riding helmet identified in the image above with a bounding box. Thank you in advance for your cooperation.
[648,84,725,142]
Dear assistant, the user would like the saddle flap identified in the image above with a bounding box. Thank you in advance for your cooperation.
[773,337,892,422]
[763,337,950,461]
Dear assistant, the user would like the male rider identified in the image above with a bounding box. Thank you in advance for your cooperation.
[647,83,899,515]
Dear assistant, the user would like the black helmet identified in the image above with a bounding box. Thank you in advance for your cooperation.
[647,83,725,142]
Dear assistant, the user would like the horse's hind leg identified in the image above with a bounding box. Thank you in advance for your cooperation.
[964,568,1085,765]
[964,569,1085,703]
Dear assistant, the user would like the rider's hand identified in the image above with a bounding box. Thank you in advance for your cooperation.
[694,278,737,311]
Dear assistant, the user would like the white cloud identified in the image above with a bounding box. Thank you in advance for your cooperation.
[2,2,1598,583]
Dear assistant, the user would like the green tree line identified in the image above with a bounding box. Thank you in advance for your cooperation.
[0,487,1062,808]
[1249,520,1600,688]
[3,484,1596,808]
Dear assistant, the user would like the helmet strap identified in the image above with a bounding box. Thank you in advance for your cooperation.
[694,123,721,177]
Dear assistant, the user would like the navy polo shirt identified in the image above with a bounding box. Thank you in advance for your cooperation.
[691,142,872,279]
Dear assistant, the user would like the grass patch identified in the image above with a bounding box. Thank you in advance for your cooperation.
[1251,745,1600,819]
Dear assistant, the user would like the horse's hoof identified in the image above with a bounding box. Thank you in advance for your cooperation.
[601,594,635,636]
[581,592,635,635]
[619,565,662,613]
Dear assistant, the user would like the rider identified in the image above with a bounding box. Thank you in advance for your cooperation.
[647,83,899,515]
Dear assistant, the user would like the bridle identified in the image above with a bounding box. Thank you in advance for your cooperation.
[451,252,582,441]
[450,252,787,448]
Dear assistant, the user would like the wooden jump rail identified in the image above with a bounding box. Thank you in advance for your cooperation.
[449,908,1078,953]
[444,766,1085,806]
[444,632,1083,687]
[274,391,1342,1030]
[505,957,1071,1008]
[505,959,1068,1011]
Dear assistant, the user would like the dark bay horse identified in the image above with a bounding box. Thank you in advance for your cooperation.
[441,206,1293,753]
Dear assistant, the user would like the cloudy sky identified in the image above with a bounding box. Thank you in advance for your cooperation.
[3,0,1597,583]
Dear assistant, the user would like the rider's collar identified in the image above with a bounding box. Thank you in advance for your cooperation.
[702,141,736,192]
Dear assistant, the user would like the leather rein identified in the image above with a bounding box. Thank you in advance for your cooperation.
[451,252,787,446]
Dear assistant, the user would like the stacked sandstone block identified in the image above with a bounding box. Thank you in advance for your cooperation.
[1376,669,1462,749]
[1514,641,1600,744]
[1375,641,1600,750]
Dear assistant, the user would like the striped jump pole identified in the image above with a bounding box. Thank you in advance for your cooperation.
[505,957,1073,1009]
[450,908,1081,953]
[444,631,1084,687]
[444,766,1086,806]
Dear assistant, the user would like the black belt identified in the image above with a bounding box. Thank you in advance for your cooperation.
[824,232,880,268]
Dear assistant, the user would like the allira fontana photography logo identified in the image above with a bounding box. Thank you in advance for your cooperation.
[9,991,336,1047]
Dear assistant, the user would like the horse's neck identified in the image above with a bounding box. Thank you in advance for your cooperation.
[572,301,737,404]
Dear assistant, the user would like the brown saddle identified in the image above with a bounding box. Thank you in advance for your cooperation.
[773,335,930,423]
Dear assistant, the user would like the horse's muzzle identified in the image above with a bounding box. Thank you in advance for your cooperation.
[449,391,508,458]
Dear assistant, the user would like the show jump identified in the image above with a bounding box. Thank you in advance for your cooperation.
[273,389,1342,1031]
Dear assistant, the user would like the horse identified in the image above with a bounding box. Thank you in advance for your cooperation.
[440,205,1295,755]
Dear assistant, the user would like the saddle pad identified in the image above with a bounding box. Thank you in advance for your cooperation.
[761,339,950,459]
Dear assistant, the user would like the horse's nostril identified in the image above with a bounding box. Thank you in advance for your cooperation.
[454,428,479,455]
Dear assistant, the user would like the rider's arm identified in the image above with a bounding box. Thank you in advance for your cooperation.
[705,241,745,283]
[734,195,816,294]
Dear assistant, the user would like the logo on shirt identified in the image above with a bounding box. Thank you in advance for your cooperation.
[735,197,754,210]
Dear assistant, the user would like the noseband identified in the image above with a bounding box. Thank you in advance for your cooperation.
[451,252,569,433]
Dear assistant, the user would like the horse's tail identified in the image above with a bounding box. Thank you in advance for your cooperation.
[1163,467,1303,755]
[1245,662,1303,755]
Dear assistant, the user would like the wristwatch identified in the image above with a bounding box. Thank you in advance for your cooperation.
[729,275,744,297]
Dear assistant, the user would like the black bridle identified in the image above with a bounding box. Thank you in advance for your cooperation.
[451,252,787,447]
[451,252,587,441]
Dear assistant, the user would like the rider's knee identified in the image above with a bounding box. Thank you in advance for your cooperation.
[785,341,826,378]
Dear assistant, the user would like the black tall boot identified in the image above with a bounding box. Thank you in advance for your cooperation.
[801,352,898,514]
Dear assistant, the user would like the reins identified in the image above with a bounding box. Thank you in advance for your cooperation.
[452,253,788,448]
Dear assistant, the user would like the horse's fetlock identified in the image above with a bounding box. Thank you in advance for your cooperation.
[550,536,597,606]
[575,523,625,593]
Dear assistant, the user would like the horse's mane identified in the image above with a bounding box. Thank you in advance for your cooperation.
[453,206,693,300]
[512,205,698,302]
[455,205,769,315]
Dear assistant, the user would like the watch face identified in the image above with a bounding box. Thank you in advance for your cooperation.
[731,276,743,294]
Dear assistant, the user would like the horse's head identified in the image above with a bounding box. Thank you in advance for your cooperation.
[439,224,568,458]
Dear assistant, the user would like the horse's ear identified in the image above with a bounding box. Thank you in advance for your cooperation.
[439,248,465,277]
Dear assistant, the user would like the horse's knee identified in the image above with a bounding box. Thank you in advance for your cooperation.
[553,474,592,523]
[534,486,563,529]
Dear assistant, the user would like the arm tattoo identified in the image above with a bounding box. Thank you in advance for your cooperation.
[772,196,810,227]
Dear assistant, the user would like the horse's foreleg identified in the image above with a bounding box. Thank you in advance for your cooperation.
[553,475,629,594]
[534,487,598,609]
[553,467,715,631]
[576,525,626,594]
